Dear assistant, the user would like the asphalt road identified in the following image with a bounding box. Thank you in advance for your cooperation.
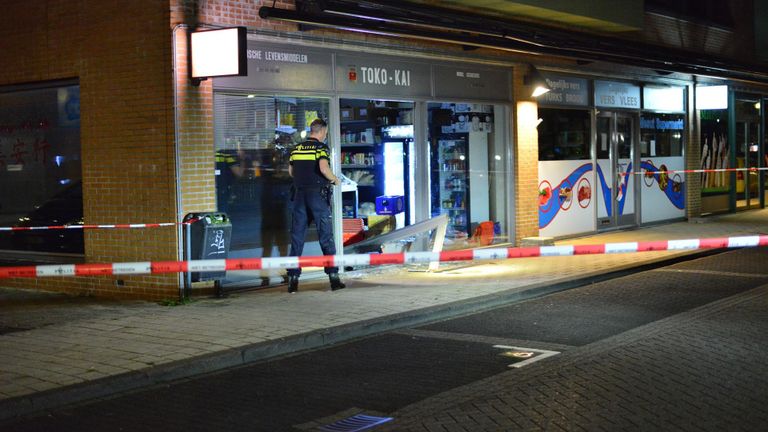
[3,247,768,432]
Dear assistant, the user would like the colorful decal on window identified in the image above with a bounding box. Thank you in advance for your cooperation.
[641,160,685,209]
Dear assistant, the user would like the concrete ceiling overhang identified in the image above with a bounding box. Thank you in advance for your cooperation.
[411,0,643,33]
[260,0,768,85]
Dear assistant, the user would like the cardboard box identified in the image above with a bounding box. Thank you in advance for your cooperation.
[367,215,396,235]
[375,195,404,215]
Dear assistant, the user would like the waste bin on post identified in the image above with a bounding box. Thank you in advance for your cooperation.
[183,212,232,298]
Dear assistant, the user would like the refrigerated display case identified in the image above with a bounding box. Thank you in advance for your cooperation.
[428,102,498,242]
[432,135,470,237]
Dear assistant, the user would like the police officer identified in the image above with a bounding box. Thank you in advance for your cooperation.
[287,118,345,293]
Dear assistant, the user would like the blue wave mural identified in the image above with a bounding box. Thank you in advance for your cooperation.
[539,163,592,229]
[640,160,685,210]
[596,162,633,217]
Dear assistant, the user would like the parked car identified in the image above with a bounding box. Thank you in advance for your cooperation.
[11,182,84,254]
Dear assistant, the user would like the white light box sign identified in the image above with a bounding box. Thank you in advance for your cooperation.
[190,27,247,80]
[695,85,728,110]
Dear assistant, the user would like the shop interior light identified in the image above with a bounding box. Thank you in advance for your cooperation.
[755,102,761,110]
[189,27,247,86]
[523,65,551,98]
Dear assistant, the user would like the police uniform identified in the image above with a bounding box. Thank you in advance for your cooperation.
[215,150,239,214]
[287,137,338,278]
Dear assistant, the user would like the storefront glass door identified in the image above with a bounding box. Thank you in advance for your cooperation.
[596,112,636,229]
[427,102,508,249]
[213,93,330,285]
[763,98,767,207]
[735,98,761,210]
[338,99,414,243]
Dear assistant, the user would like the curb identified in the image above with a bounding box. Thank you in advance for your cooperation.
[0,248,721,422]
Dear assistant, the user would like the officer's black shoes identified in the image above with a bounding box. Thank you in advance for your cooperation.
[329,273,346,291]
[288,275,299,294]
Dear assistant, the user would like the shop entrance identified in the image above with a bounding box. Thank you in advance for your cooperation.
[596,111,637,229]
[338,99,415,242]
[735,98,761,210]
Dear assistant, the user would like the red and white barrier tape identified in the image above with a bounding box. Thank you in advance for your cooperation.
[0,221,195,232]
[621,166,768,177]
[1,234,766,279]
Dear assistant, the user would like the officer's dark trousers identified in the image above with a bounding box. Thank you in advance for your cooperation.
[288,187,338,276]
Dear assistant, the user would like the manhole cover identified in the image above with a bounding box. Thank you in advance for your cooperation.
[318,414,393,432]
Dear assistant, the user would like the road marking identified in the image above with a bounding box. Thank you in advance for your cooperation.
[492,345,561,368]
[394,328,575,353]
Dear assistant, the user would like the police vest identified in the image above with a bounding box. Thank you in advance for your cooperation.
[289,138,330,188]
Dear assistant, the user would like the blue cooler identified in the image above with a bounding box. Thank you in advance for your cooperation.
[375,195,404,215]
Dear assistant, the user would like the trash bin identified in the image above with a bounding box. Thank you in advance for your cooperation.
[183,212,232,283]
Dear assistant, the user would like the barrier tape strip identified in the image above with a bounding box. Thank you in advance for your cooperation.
[0,220,197,232]
[2,234,766,279]
[621,166,768,177]
[3,165,761,232]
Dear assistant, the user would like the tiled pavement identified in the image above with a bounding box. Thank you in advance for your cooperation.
[1,209,767,420]
[379,280,768,431]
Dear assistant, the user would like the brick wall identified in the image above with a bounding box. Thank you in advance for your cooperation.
[0,0,178,300]
[512,69,540,244]
[686,84,702,218]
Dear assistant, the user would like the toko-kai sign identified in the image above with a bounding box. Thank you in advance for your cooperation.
[336,54,432,97]
[350,66,412,87]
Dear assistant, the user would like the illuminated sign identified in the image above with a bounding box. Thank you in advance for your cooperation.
[190,27,247,80]
[643,86,685,112]
[695,85,728,110]
[595,80,640,109]
[539,75,589,107]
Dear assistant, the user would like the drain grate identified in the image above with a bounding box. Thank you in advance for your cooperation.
[317,414,393,432]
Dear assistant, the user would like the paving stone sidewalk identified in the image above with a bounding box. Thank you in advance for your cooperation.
[1,209,767,420]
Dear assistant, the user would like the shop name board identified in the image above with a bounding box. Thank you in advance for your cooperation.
[356,66,411,87]
[643,86,685,112]
[433,65,511,101]
[215,42,334,92]
[337,54,431,97]
[595,80,640,109]
[247,49,308,64]
[218,44,510,101]
[539,76,589,107]
[641,117,684,130]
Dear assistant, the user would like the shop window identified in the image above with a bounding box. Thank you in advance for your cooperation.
[538,109,590,161]
[640,113,684,157]
[734,98,761,209]
[213,94,330,260]
[700,109,730,214]
[428,102,508,248]
[0,83,82,255]
[339,99,414,232]
[763,99,767,194]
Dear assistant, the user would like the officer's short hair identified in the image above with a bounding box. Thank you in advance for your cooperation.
[309,118,328,133]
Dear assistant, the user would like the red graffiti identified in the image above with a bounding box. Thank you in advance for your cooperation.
[12,139,28,165]
[33,138,50,163]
